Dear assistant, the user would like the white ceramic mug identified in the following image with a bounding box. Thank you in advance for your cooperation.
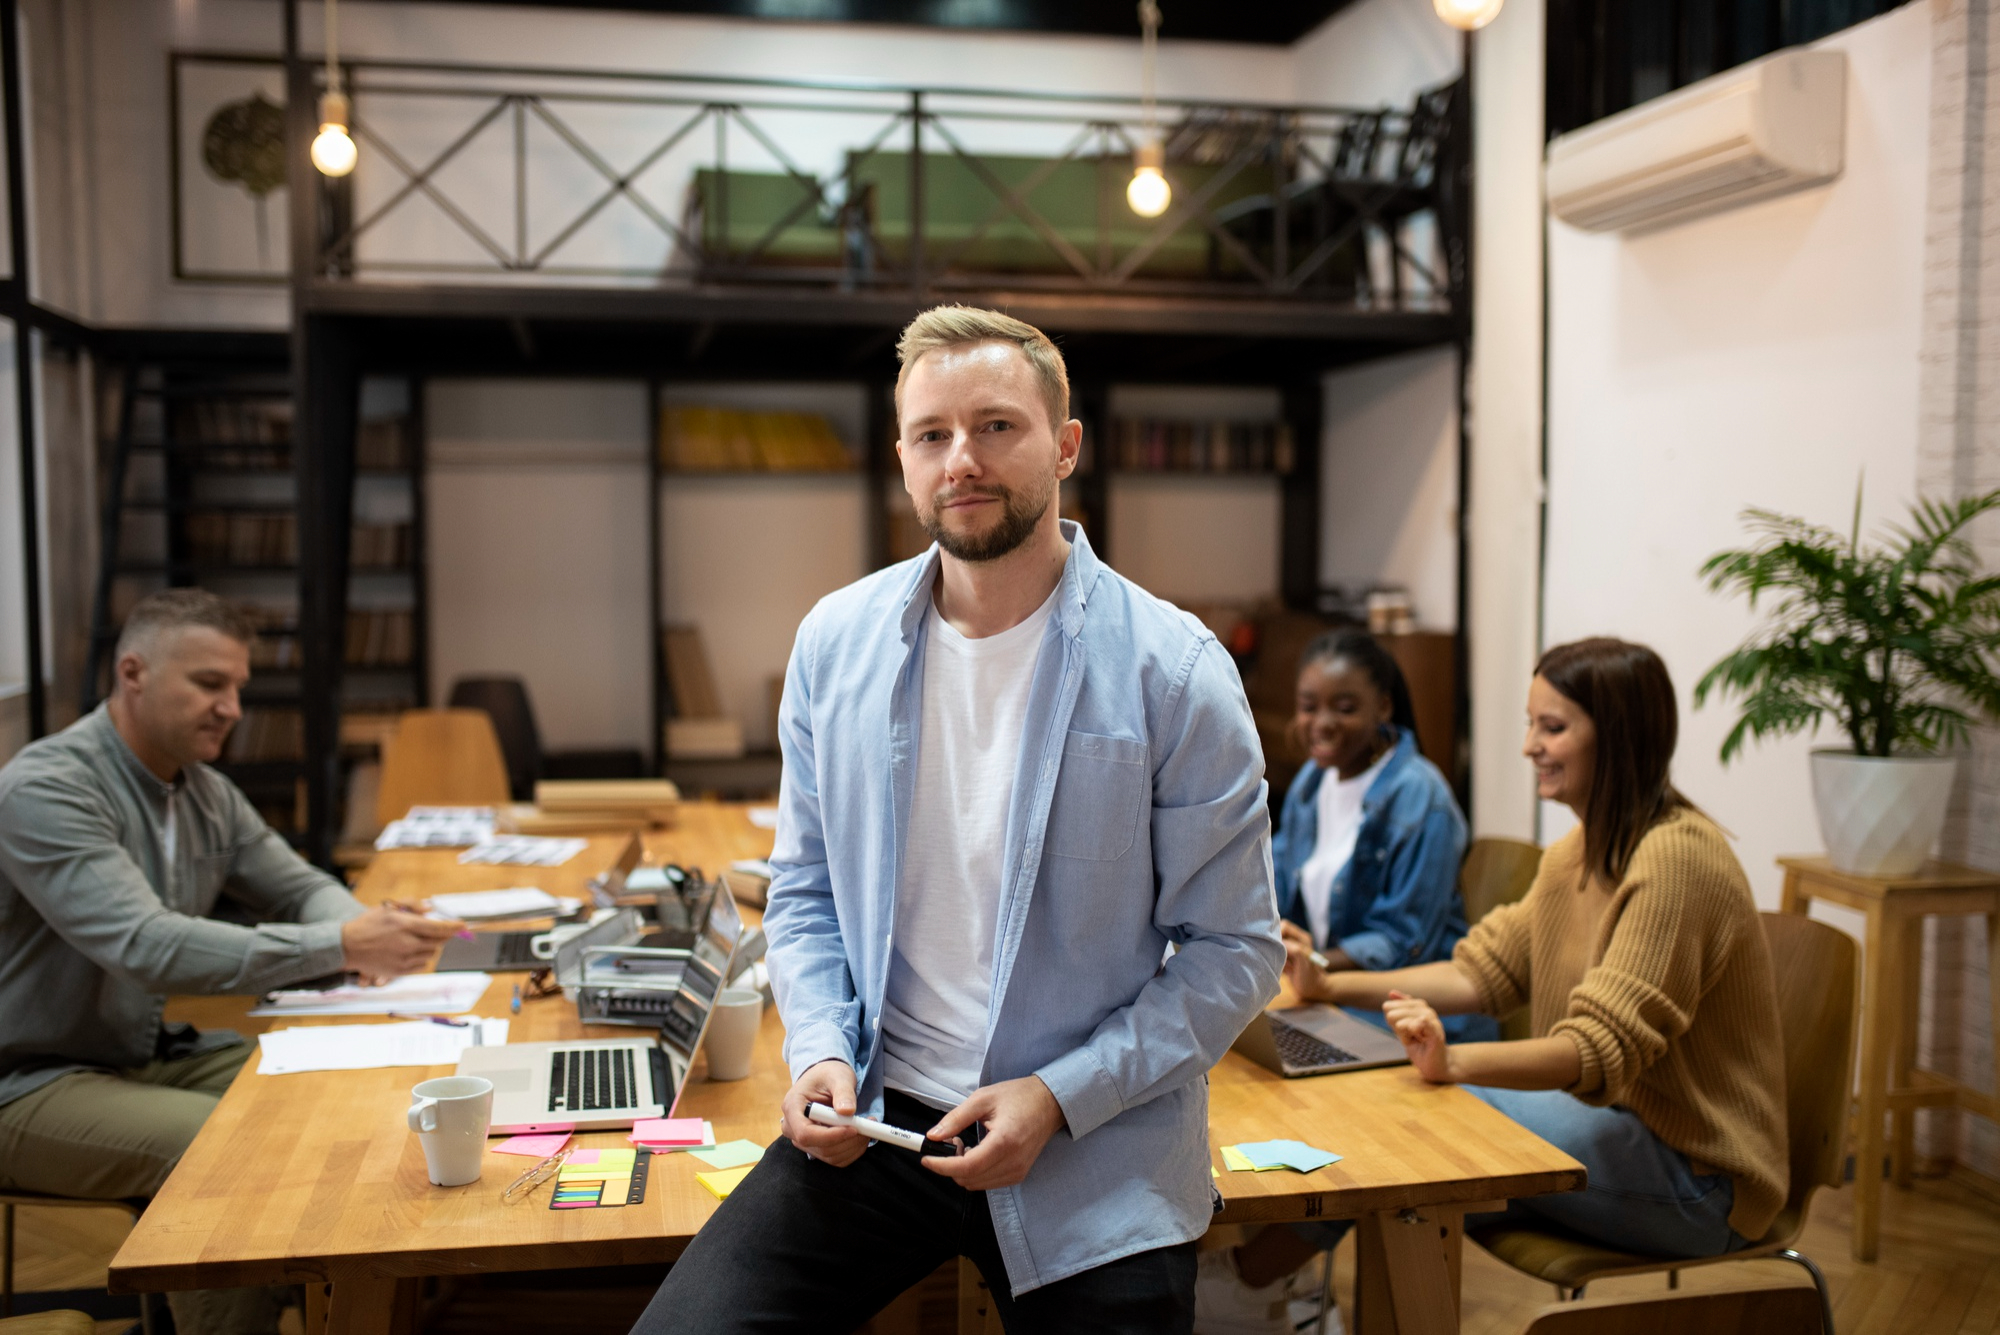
[702,988,764,1082]
[407,1075,493,1186]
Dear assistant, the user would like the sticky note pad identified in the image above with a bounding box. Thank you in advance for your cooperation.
[493,1132,572,1158]
[631,1117,706,1145]
[551,1181,603,1209]
[1233,1140,1342,1174]
[1219,1145,1257,1172]
[687,1139,764,1171]
[696,1165,755,1200]
[575,1148,636,1168]
[566,1149,602,1166]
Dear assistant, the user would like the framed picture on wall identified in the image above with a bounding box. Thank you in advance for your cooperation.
[171,53,289,283]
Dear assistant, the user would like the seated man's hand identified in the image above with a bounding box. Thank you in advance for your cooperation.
[340,905,462,984]
[1383,989,1452,1083]
[781,1060,866,1167]
[922,1075,1066,1192]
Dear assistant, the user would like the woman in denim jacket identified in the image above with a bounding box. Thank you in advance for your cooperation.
[1269,631,1495,1044]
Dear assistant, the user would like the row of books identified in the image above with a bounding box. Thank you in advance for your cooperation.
[357,419,413,471]
[659,406,854,472]
[347,609,416,667]
[225,708,305,762]
[1107,419,1296,474]
[187,512,297,567]
[351,523,413,568]
[139,398,294,447]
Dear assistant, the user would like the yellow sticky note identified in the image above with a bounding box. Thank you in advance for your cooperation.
[1220,1145,1256,1172]
[696,1165,756,1201]
[594,1149,638,1167]
[558,1167,632,1182]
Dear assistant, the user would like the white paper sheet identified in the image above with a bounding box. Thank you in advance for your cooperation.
[255,1018,510,1074]
[427,887,566,920]
[249,972,494,1017]
[456,836,588,867]
[375,807,497,851]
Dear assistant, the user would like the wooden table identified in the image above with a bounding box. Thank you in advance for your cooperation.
[111,803,1582,1334]
[1778,855,2000,1263]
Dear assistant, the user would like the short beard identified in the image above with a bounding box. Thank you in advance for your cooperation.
[918,477,1053,563]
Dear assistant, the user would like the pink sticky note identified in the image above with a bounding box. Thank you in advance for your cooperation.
[566,1149,601,1165]
[630,1117,705,1145]
[492,1132,572,1157]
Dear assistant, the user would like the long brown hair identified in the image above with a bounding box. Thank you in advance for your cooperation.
[1536,637,1689,884]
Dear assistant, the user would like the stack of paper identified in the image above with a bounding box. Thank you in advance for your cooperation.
[254,1018,507,1074]
[458,836,588,867]
[376,807,497,851]
[629,1118,715,1152]
[428,887,573,921]
[250,972,493,1017]
[1220,1140,1342,1174]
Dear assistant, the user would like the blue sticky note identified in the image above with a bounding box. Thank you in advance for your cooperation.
[1234,1139,1342,1173]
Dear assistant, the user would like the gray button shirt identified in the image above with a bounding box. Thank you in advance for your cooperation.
[0,705,363,1106]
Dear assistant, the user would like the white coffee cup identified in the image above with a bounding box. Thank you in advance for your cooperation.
[702,988,764,1082]
[407,1075,494,1187]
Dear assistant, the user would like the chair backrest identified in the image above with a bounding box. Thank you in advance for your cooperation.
[1762,911,1860,1206]
[375,709,512,827]
[1518,1286,1823,1335]
[446,676,543,801]
[1459,837,1542,925]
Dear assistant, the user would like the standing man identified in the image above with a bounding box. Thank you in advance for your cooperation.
[0,589,458,1335]
[636,306,1283,1334]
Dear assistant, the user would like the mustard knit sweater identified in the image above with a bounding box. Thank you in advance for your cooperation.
[1452,807,1789,1240]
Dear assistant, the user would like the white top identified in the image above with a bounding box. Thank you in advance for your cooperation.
[879,583,1060,1108]
[1297,746,1391,949]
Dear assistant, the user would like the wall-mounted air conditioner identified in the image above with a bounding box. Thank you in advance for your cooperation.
[1546,49,1846,234]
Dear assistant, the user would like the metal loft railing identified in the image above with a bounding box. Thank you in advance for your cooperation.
[180,54,1464,310]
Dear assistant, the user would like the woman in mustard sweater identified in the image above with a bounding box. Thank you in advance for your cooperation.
[1199,639,1787,1331]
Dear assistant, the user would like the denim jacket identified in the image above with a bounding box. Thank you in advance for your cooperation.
[1272,729,1471,976]
[762,522,1284,1294]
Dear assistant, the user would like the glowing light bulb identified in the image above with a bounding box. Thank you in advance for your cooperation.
[311,90,357,177]
[1127,142,1171,218]
[1433,0,1504,29]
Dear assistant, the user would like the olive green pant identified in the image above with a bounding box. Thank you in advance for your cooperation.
[0,1043,290,1335]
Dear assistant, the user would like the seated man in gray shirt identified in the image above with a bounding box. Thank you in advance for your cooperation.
[0,589,457,1335]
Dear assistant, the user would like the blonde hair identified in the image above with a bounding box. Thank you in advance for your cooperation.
[894,305,1070,436]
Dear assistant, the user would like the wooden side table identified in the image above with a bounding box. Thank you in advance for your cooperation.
[1777,856,2000,1262]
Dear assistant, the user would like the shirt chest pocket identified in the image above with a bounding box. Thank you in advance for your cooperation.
[1045,731,1148,862]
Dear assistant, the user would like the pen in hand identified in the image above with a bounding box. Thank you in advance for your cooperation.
[388,899,474,940]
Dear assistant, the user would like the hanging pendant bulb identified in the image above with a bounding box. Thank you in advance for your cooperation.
[1433,0,1504,30]
[310,0,357,177]
[1127,141,1171,218]
[1128,0,1169,218]
[311,90,357,177]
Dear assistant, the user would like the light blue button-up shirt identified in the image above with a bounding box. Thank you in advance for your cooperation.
[763,522,1284,1294]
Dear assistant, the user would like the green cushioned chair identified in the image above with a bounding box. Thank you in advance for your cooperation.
[1469,913,1858,1335]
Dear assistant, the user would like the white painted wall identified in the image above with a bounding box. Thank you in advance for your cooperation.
[1106,475,1281,606]
[426,379,653,752]
[1292,0,1462,108]
[1320,345,1458,630]
[1467,0,1545,840]
[1540,3,1932,910]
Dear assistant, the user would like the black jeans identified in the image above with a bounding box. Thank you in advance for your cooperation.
[630,1092,1196,1334]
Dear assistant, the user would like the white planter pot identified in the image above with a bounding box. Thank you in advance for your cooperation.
[1809,750,1958,877]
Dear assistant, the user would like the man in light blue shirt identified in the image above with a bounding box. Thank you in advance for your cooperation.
[635,306,1283,1335]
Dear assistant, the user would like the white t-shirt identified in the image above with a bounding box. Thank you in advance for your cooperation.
[879,584,1059,1108]
[1297,746,1391,949]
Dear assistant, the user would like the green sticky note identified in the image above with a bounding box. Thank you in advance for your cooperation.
[688,1139,765,1171]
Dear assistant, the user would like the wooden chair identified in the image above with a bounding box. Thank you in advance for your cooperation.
[374,708,511,828]
[1471,912,1859,1334]
[1460,837,1542,1042]
[0,1191,155,1333]
[0,1312,97,1335]
[1514,1285,1825,1334]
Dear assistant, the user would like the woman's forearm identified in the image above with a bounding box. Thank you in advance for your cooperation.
[1443,1035,1582,1090]
[1322,960,1484,1015]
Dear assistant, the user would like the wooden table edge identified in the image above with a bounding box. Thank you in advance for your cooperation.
[108,1233,700,1295]
[1211,1167,1586,1227]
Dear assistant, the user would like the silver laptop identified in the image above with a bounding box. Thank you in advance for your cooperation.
[457,892,745,1133]
[1231,1004,1410,1077]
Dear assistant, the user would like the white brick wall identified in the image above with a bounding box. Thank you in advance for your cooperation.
[1915,0,2000,1181]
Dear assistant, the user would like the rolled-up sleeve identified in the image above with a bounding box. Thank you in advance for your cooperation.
[0,776,351,996]
[1033,639,1284,1140]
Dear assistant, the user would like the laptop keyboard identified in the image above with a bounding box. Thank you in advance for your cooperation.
[548,1048,638,1113]
[494,934,540,968]
[1269,1017,1360,1071]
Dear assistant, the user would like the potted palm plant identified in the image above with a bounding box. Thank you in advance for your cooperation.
[1695,486,2000,876]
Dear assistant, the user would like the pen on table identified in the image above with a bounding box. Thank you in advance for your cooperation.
[389,1013,471,1027]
